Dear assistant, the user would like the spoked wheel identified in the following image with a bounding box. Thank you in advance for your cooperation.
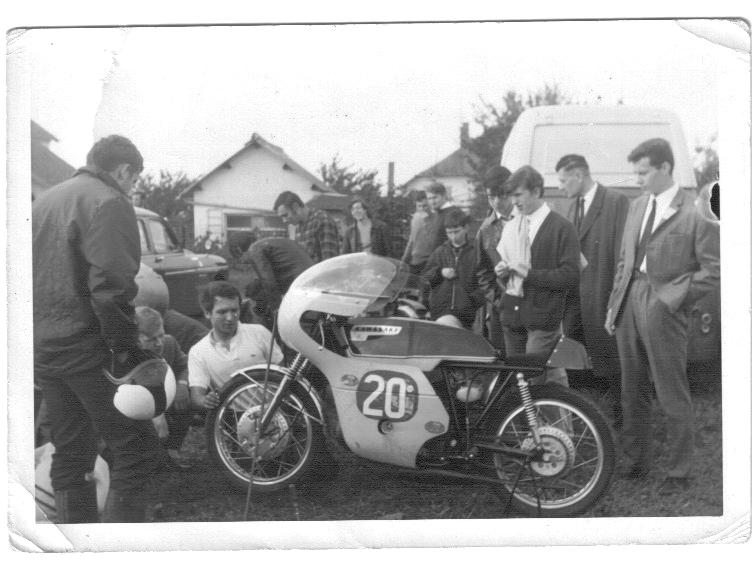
[206,369,326,492]
[488,384,615,517]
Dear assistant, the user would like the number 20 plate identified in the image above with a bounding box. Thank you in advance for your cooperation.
[356,370,419,422]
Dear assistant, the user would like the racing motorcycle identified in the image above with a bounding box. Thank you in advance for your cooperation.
[206,253,615,517]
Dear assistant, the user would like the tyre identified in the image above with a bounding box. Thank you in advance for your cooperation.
[487,383,615,517]
[206,368,326,493]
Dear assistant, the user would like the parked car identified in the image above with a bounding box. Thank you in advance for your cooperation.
[135,207,228,318]
[501,105,720,367]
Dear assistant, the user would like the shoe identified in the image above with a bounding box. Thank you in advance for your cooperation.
[167,448,193,470]
[102,489,146,523]
[657,476,690,495]
[622,464,649,480]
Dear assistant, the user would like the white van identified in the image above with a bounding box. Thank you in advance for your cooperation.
[501,105,719,367]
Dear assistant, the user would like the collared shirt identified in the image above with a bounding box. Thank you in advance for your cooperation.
[526,202,551,244]
[298,209,340,263]
[638,182,680,273]
[582,182,598,216]
[188,323,283,391]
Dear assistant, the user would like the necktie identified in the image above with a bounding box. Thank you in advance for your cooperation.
[574,196,585,233]
[635,197,657,270]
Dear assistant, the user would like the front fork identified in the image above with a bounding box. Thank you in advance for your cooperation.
[258,353,309,431]
[516,372,542,447]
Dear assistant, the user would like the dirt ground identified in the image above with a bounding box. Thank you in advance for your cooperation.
[146,368,722,522]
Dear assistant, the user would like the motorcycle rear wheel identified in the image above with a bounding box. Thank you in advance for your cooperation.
[206,369,326,493]
[488,383,615,517]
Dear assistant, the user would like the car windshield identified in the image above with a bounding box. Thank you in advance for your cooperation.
[290,253,412,312]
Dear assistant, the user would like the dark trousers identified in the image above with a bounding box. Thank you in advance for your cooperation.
[37,368,163,494]
[163,407,193,450]
[502,325,569,387]
[615,274,694,478]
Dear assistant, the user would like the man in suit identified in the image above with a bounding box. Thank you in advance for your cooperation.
[605,138,720,494]
[557,154,629,427]
[496,165,580,387]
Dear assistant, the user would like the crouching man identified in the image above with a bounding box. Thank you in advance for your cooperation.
[134,306,193,465]
[188,281,283,411]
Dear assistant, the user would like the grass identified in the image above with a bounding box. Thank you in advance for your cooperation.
[146,369,722,522]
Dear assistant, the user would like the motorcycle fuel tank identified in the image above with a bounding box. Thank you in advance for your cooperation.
[346,317,496,362]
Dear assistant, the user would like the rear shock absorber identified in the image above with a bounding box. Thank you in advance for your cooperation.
[516,373,542,447]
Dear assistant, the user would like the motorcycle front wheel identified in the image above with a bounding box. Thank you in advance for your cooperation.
[206,368,326,493]
[488,383,615,517]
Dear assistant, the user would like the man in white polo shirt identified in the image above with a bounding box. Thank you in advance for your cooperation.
[188,281,283,411]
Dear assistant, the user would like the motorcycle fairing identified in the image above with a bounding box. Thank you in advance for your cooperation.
[323,354,450,468]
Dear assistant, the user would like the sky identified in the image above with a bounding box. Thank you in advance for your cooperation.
[10,19,746,187]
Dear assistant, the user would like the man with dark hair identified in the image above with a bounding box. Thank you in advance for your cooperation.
[556,154,629,427]
[475,165,514,349]
[423,207,492,330]
[606,138,719,493]
[496,165,580,387]
[273,190,339,263]
[188,281,283,412]
[33,134,161,523]
[239,236,313,328]
[424,181,454,252]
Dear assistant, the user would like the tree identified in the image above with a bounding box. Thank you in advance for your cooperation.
[467,84,573,183]
[132,170,197,246]
[694,134,719,190]
[319,155,383,201]
[319,156,412,259]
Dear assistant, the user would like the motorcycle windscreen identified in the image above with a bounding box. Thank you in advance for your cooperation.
[284,253,412,316]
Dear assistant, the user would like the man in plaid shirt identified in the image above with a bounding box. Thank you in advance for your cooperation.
[273,191,340,263]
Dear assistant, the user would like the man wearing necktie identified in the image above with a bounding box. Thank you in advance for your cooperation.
[605,138,719,494]
[557,154,629,428]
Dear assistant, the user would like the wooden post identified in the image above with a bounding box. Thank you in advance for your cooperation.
[387,162,395,198]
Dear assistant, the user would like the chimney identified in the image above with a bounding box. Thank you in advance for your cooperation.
[460,122,470,148]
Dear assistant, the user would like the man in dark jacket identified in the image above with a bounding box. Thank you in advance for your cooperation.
[240,236,314,328]
[475,165,513,349]
[423,208,494,329]
[557,154,629,425]
[33,135,162,523]
[496,166,580,386]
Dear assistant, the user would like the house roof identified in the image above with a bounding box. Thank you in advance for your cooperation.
[409,147,480,182]
[31,121,75,191]
[181,133,334,197]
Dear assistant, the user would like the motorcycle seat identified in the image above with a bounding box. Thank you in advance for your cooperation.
[498,352,549,368]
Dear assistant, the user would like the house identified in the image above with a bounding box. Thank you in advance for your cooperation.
[401,123,481,211]
[180,133,344,244]
[31,120,75,199]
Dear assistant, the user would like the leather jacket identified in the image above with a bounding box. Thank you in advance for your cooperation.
[33,167,141,375]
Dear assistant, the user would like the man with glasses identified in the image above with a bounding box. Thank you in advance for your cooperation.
[556,154,629,428]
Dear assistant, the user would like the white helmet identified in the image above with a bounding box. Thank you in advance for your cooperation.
[105,357,176,420]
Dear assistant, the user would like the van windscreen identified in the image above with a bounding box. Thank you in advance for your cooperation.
[532,123,673,187]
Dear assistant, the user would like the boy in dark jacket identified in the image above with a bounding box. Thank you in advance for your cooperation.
[423,208,495,329]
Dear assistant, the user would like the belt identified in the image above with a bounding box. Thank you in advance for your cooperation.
[632,269,648,281]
